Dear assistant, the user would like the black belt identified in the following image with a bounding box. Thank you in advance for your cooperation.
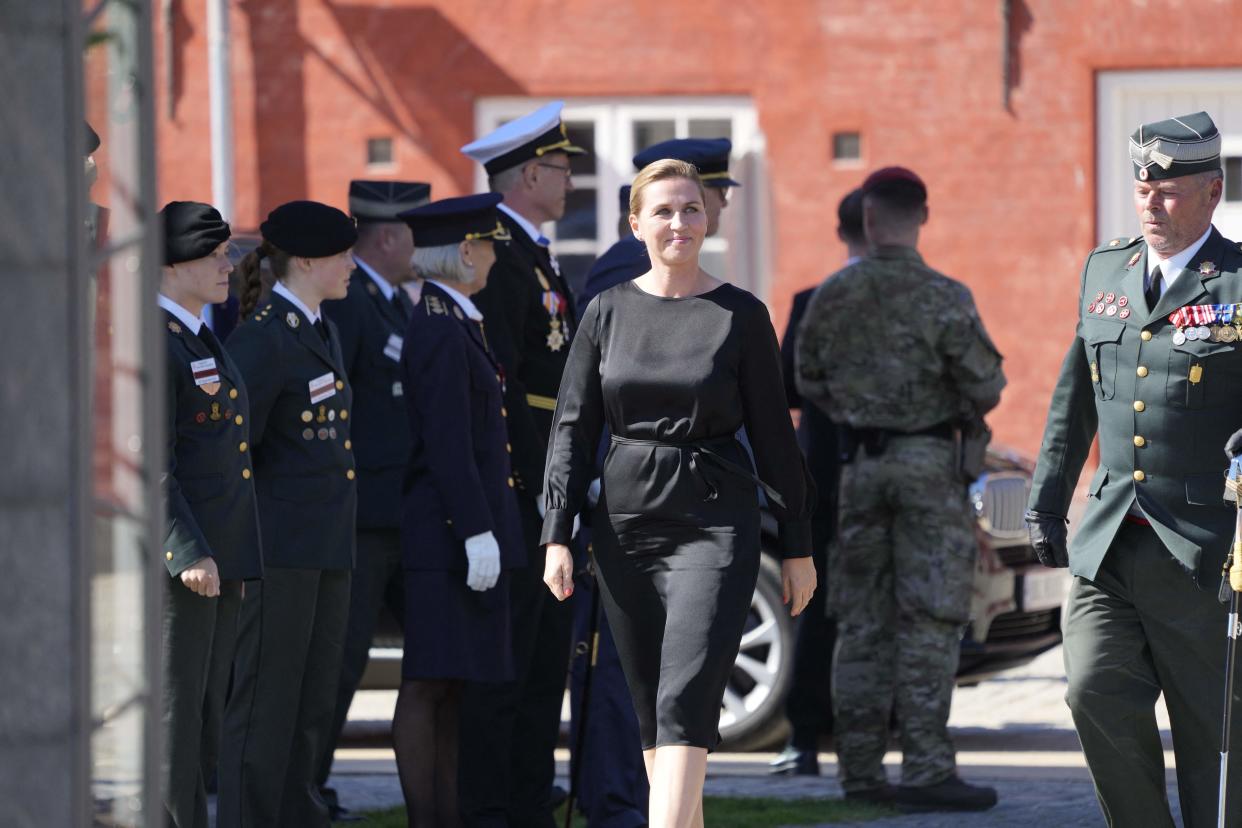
[839,421,955,461]
[609,434,786,510]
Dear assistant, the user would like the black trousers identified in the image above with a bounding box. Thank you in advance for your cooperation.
[784,523,835,750]
[458,498,575,828]
[1064,520,1242,828]
[316,528,404,794]
[218,568,350,828]
[162,577,242,828]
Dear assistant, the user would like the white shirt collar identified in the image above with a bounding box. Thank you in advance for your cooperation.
[844,255,862,266]
[497,202,546,245]
[1147,225,1213,289]
[273,280,321,324]
[353,256,396,301]
[429,280,484,321]
[158,294,204,335]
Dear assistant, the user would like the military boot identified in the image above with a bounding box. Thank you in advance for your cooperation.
[893,775,998,812]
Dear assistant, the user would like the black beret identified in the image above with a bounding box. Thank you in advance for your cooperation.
[398,193,510,247]
[160,201,231,265]
[260,200,357,257]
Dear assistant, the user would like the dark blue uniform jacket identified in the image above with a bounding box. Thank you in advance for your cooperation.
[322,267,415,529]
[581,235,648,308]
[399,282,524,572]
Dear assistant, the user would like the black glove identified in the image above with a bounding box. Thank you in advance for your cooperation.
[1225,428,1242,461]
[1025,510,1069,568]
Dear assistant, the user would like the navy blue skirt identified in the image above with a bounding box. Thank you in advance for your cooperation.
[401,570,514,682]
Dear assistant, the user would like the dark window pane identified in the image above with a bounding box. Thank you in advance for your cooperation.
[367,137,393,165]
[832,131,862,161]
[633,120,676,153]
[1226,157,1241,203]
[565,122,595,176]
[556,189,597,241]
[688,119,732,141]
[558,253,597,300]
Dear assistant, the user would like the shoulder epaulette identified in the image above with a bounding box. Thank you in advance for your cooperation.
[250,303,276,324]
[424,295,448,316]
[1095,236,1142,253]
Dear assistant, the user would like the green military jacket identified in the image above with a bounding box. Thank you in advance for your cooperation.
[795,245,1006,431]
[1029,226,1242,583]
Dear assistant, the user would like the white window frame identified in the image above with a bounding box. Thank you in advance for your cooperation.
[473,97,769,297]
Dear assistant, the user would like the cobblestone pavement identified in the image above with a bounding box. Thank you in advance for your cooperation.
[211,646,1187,826]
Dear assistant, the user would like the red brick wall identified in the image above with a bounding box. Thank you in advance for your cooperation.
[154,0,1242,454]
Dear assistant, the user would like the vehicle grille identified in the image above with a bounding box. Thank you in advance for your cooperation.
[973,471,1031,541]
[986,609,1058,640]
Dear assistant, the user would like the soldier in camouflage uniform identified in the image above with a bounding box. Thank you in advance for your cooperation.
[796,167,1005,813]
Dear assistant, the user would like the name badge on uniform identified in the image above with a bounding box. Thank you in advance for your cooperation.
[392,381,404,398]
[309,372,337,404]
[383,333,403,362]
[191,357,221,395]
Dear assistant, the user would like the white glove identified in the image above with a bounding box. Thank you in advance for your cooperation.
[464,531,501,592]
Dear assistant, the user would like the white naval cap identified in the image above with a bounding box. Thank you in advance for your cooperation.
[461,101,586,176]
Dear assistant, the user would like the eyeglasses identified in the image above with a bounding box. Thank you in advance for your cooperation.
[535,162,573,179]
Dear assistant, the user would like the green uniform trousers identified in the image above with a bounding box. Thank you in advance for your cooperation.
[162,578,242,828]
[217,568,350,828]
[1065,519,1242,828]
[830,436,975,791]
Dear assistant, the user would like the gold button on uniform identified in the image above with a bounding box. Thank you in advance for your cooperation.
[344,439,352,450]
[1136,366,1149,377]
[235,414,244,425]
[239,441,248,453]
[335,380,344,390]
[1134,435,1146,447]
[1133,470,1146,482]
[340,410,348,420]
[506,443,512,452]
[501,407,508,417]
[508,477,515,488]
[242,468,251,480]
[229,388,239,400]
[1141,330,1153,341]
[166,551,173,561]
[1133,401,1145,412]
[347,469,356,480]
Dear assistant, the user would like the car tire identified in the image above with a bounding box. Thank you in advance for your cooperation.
[717,553,797,752]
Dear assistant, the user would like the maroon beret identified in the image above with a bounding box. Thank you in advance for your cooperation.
[861,166,927,200]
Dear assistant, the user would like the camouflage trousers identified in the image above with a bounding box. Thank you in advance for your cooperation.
[829,435,975,790]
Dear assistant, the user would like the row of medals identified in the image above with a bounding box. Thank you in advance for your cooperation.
[1172,322,1238,345]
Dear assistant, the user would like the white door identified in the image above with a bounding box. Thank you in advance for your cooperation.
[1097,69,1242,243]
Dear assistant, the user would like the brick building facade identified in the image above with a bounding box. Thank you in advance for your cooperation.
[151,0,1242,453]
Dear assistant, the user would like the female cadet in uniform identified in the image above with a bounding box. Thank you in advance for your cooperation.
[217,201,358,828]
[158,201,263,828]
[540,160,817,828]
[390,193,524,827]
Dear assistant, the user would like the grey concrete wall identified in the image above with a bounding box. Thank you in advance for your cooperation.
[0,1,89,825]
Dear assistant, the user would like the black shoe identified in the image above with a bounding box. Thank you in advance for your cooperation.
[328,803,363,823]
[769,745,820,776]
[843,784,898,805]
[549,784,569,810]
[894,776,998,812]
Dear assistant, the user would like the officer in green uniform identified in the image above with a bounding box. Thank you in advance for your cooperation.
[158,202,263,828]
[216,201,359,828]
[796,167,1005,813]
[1026,111,1242,828]
[316,179,430,819]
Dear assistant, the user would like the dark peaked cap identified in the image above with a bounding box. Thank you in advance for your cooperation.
[349,180,432,222]
[161,201,231,265]
[1130,111,1221,182]
[398,193,510,248]
[632,138,740,188]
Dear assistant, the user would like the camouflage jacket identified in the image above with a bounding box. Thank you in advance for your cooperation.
[794,245,1006,431]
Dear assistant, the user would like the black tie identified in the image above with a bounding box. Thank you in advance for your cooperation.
[392,292,411,322]
[197,324,225,361]
[314,319,331,346]
[1145,265,1163,312]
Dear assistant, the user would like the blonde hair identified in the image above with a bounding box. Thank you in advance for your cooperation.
[629,159,705,218]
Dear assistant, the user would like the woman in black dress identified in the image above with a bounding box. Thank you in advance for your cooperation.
[540,159,817,828]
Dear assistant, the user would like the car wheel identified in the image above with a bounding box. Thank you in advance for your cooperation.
[717,553,796,751]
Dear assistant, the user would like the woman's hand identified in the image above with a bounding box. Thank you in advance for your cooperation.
[543,543,575,601]
[781,556,817,617]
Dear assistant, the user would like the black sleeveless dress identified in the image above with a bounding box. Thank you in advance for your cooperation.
[540,280,813,750]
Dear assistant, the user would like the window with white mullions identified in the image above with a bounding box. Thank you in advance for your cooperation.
[474,98,767,300]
